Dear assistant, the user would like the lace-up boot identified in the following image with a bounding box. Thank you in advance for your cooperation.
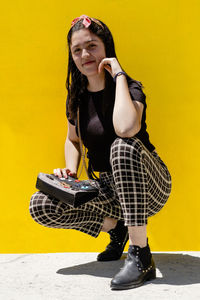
[110,243,156,290]
[97,220,128,261]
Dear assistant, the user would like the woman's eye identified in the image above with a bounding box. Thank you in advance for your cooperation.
[88,44,96,49]
[74,48,81,54]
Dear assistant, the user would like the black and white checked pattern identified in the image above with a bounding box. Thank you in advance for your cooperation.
[29,137,171,237]
[110,137,171,226]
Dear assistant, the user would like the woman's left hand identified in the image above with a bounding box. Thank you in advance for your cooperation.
[98,57,123,78]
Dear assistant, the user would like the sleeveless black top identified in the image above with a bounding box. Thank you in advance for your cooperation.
[66,80,155,172]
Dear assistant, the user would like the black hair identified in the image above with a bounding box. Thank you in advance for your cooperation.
[66,17,143,121]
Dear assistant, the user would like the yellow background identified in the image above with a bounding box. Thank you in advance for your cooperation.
[0,0,199,253]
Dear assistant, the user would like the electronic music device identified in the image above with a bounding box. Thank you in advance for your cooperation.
[36,173,99,208]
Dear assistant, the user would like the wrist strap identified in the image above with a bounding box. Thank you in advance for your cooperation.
[113,71,126,82]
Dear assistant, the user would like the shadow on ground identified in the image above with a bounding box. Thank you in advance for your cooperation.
[57,253,200,286]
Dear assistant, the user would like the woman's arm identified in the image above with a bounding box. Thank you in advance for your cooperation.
[54,121,81,178]
[113,75,144,137]
[98,58,144,138]
[65,121,81,174]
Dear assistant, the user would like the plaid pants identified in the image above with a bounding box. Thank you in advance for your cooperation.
[29,137,171,237]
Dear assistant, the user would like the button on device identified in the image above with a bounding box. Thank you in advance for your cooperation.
[81,186,89,190]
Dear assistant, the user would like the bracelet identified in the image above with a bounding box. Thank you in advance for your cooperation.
[113,71,126,82]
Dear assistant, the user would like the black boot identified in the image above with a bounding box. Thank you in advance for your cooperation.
[97,220,128,261]
[110,243,156,290]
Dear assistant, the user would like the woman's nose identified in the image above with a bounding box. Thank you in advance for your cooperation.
[81,48,90,58]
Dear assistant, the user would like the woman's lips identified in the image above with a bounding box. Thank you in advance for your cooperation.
[83,60,95,66]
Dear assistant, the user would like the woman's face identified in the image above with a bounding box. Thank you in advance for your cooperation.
[70,28,106,77]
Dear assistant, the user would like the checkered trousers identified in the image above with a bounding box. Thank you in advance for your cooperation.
[29,137,171,237]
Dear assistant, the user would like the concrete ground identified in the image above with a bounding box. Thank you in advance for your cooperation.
[0,252,200,300]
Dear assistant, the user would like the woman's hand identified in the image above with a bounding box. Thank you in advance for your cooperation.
[98,57,123,78]
[53,168,77,179]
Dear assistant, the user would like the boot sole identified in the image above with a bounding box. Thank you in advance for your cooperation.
[110,269,156,290]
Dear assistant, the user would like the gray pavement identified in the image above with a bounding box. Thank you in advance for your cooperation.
[0,252,200,300]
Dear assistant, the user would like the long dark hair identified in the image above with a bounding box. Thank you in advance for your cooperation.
[66,17,142,121]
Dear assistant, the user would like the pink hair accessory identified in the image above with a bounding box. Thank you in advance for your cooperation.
[71,15,92,28]
[71,15,104,29]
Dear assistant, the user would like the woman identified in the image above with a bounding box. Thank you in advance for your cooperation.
[30,15,172,290]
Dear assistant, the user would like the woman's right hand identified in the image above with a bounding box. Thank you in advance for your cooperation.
[53,168,77,179]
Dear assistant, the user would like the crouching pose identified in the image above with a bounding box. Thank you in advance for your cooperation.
[29,15,171,290]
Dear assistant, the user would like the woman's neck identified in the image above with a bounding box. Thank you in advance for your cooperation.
[87,72,105,92]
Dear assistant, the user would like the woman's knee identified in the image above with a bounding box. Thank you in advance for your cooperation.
[110,137,143,166]
[29,191,47,223]
[29,191,63,226]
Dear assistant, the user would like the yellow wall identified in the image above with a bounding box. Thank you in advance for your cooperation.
[0,0,200,253]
